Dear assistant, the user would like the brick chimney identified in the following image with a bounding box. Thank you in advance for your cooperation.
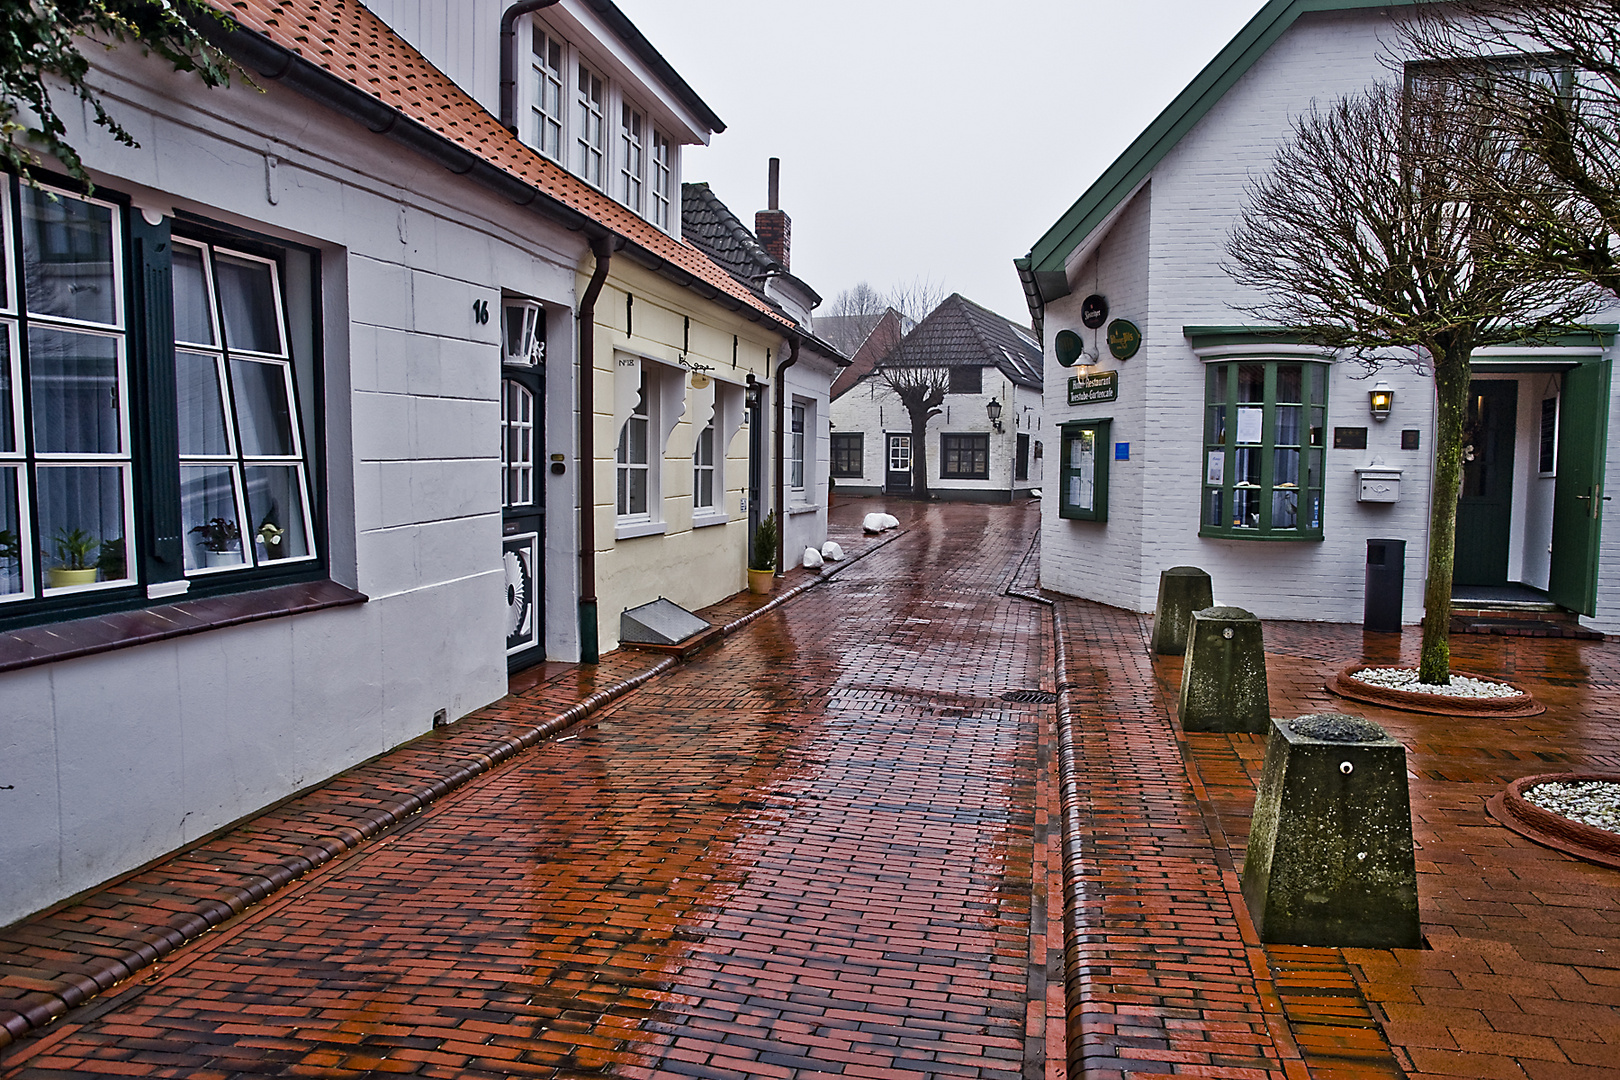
[755,157,791,271]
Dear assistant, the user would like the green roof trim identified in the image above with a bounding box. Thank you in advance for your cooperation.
[1025,0,1401,287]
[1182,325,1319,348]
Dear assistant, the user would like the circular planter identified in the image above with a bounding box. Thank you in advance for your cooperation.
[746,568,775,595]
[1328,663,1543,717]
[45,567,98,589]
[1486,773,1620,871]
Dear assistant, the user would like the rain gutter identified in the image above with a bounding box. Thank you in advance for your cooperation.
[576,236,616,664]
[773,334,801,576]
[499,1,564,134]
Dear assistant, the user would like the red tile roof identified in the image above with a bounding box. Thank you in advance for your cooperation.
[213,0,790,327]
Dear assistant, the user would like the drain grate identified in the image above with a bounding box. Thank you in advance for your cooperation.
[1001,689,1057,704]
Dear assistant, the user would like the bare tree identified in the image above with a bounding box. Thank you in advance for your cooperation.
[877,361,950,501]
[819,281,889,355]
[1225,80,1606,683]
[884,276,948,327]
[1397,1,1620,296]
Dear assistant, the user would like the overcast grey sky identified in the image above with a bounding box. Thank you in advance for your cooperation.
[613,0,1263,327]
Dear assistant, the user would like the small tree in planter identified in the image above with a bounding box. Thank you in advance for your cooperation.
[47,527,99,587]
[748,510,778,594]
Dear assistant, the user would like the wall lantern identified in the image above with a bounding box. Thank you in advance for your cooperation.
[1369,380,1394,421]
[986,397,1004,433]
[503,298,545,366]
[745,372,762,410]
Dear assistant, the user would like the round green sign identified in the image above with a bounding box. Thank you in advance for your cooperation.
[1106,319,1141,361]
[1054,328,1084,367]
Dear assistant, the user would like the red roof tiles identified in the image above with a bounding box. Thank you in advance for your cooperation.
[213,0,789,326]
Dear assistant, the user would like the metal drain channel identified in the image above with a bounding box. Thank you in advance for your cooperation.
[1001,690,1057,704]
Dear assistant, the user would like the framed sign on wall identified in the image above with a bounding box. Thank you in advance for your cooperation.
[1059,418,1112,522]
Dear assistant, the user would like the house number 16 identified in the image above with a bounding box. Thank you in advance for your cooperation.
[472,299,490,324]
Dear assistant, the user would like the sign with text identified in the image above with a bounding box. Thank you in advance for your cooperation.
[1068,369,1119,406]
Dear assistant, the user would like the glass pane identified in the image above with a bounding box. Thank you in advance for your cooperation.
[1276,365,1302,403]
[21,187,116,325]
[1238,363,1265,403]
[0,329,13,453]
[1309,364,1326,405]
[1205,488,1223,529]
[172,245,216,346]
[1275,405,1302,446]
[1307,448,1323,490]
[177,351,230,456]
[245,465,311,560]
[627,415,647,464]
[626,468,647,516]
[697,468,712,508]
[1208,364,1228,404]
[0,467,22,597]
[616,467,627,514]
[1272,489,1299,529]
[29,327,121,454]
[696,425,713,467]
[1207,404,1226,446]
[216,254,283,354]
[1310,406,1325,447]
[1273,447,1300,488]
[37,464,128,585]
[1306,491,1322,531]
[1232,487,1261,529]
[181,465,247,572]
[1235,447,1261,487]
[231,358,296,456]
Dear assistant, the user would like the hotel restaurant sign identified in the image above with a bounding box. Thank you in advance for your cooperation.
[1068,370,1118,406]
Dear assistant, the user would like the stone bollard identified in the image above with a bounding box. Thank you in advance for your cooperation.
[1242,714,1420,949]
[1150,566,1214,655]
[1178,606,1269,733]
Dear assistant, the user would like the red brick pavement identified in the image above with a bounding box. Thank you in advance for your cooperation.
[0,499,1065,1079]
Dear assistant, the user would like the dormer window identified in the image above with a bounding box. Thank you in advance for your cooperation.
[576,62,606,188]
[620,104,645,213]
[530,27,564,162]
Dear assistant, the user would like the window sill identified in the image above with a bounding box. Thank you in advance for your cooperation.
[0,580,368,675]
[615,520,668,540]
[787,502,821,516]
[692,511,729,529]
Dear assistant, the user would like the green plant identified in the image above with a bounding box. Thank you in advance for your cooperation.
[52,527,98,570]
[0,528,18,563]
[190,516,240,552]
[1,1,236,187]
[97,536,125,579]
[748,510,778,572]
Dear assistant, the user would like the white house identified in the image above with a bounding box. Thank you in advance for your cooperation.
[0,0,810,925]
[829,294,1044,503]
[1018,0,1619,633]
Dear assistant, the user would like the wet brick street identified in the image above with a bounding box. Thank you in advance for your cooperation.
[0,501,1064,1079]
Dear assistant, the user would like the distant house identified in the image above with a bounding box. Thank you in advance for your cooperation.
[682,169,848,566]
[829,295,1044,502]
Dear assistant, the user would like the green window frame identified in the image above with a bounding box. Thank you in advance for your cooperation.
[1200,360,1326,540]
[1059,417,1110,521]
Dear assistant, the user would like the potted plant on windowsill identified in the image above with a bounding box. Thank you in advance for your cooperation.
[46,527,99,588]
[747,510,778,594]
[191,517,243,568]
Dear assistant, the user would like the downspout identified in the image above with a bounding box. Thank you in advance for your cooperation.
[577,236,615,663]
[500,0,563,133]
[774,334,802,577]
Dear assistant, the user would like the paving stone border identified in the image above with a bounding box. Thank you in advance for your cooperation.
[1328,662,1544,717]
[1487,772,1620,871]
[0,525,903,1052]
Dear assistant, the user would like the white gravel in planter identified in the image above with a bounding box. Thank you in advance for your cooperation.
[1350,667,1522,698]
[1524,781,1620,835]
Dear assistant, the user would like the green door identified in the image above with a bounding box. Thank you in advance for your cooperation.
[1454,380,1518,587]
[1548,361,1612,614]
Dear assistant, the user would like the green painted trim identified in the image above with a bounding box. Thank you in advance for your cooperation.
[1182,325,1319,348]
[1198,529,1327,542]
[1027,0,1410,281]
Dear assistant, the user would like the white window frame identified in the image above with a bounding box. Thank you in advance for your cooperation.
[529,24,565,162]
[619,102,645,215]
[790,401,807,493]
[576,60,607,189]
[616,369,652,524]
[650,130,673,231]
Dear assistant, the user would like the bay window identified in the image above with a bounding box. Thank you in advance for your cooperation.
[0,174,323,629]
[1201,360,1326,539]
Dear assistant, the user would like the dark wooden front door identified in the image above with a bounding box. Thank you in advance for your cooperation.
[885,434,912,493]
[1454,380,1517,588]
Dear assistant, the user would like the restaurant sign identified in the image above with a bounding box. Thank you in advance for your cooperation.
[1068,369,1119,406]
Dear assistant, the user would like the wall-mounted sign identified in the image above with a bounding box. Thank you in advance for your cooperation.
[1068,369,1118,406]
[1054,328,1085,367]
[1081,294,1109,329]
[1106,319,1141,360]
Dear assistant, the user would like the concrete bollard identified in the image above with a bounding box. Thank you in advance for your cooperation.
[1150,566,1214,655]
[1178,606,1269,733]
[1242,714,1420,949]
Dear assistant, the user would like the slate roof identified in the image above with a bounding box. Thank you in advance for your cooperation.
[829,308,904,399]
[882,295,1043,389]
[208,0,788,328]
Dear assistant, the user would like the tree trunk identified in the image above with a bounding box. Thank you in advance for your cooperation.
[1419,349,1472,684]
[910,411,931,500]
